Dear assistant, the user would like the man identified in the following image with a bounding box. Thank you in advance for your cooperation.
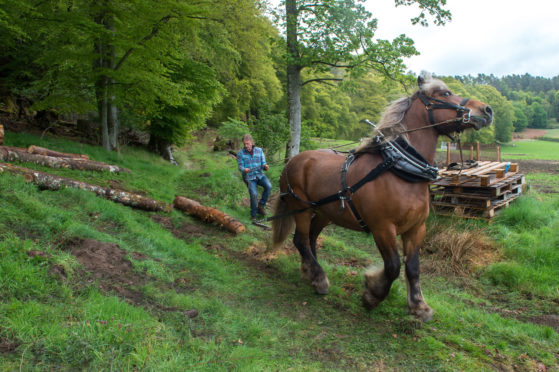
[236,134,272,221]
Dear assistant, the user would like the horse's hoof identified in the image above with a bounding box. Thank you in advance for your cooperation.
[362,291,381,311]
[410,304,434,322]
[312,275,330,295]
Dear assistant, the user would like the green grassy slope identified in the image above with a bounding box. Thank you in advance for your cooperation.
[1,131,558,371]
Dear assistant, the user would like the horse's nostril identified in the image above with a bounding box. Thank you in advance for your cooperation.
[485,106,493,117]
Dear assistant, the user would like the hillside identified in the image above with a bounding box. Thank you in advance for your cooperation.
[1,131,558,371]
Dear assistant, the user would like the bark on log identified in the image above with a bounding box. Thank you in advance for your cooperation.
[0,163,170,212]
[27,145,90,160]
[0,147,129,173]
[173,196,246,234]
[0,125,4,145]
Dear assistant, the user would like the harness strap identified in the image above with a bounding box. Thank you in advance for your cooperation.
[280,155,395,232]
[338,153,370,232]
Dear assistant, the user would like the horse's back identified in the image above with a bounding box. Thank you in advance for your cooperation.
[281,150,346,198]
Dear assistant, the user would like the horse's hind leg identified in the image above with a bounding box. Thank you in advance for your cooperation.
[363,228,401,310]
[402,224,433,321]
[309,213,330,259]
[293,212,330,294]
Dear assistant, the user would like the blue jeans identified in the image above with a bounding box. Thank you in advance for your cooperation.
[247,175,272,217]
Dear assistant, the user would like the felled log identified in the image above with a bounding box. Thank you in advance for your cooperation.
[173,196,246,234]
[27,145,89,160]
[0,147,129,173]
[0,163,170,212]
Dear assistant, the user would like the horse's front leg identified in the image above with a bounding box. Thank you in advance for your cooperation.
[293,213,330,294]
[363,228,401,310]
[402,224,433,321]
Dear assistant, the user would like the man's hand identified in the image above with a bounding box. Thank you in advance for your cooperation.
[263,164,269,171]
[244,168,250,173]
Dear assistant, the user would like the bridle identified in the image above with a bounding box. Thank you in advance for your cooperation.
[414,92,471,135]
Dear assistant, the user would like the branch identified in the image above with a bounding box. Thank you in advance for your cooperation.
[114,15,172,71]
[311,60,355,69]
[302,77,342,86]
[297,3,329,12]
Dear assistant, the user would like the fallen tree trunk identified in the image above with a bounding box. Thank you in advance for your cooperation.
[173,196,246,234]
[0,147,129,173]
[27,145,90,160]
[0,163,169,212]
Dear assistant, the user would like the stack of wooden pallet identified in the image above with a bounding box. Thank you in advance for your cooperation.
[430,161,525,219]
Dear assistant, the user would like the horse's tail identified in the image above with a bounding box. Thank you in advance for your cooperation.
[271,195,295,250]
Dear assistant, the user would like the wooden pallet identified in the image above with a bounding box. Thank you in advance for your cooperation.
[429,161,525,219]
[432,174,525,197]
[435,161,519,187]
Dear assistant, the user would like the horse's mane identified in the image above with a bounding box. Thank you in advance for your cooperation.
[355,72,449,154]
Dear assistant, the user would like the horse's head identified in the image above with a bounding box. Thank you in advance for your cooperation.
[416,72,493,135]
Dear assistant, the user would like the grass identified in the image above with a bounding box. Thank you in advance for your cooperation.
[500,140,559,160]
[542,128,559,139]
[1,130,558,371]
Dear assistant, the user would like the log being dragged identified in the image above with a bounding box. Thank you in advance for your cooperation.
[0,147,129,173]
[27,145,90,160]
[173,196,246,234]
[0,163,170,212]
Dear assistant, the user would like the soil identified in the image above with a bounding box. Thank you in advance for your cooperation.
[50,237,197,316]
[512,159,559,174]
[513,129,548,139]
[0,338,20,355]
[63,237,148,305]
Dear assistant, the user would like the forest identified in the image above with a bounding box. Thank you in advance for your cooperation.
[1,0,559,158]
[1,1,559,370]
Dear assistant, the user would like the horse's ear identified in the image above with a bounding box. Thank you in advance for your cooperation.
[418,70,432,88]
[417,75,425,88]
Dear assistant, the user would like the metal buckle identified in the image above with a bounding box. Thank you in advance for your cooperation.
[462,110,471,124]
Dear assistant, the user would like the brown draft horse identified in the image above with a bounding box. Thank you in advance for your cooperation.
[271,72,493,321]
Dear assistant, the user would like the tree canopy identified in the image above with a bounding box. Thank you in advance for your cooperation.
[1,0,558,157]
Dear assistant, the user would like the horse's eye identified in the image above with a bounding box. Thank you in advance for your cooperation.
[442,91,452,97]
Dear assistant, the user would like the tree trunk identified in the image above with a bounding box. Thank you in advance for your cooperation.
[0,147,130,173]
[0,125,4,145]
[108,45,119,150]
[173,196,246,234]
[109,95,119,151]
[98,76,111,151]
[285,0,302,159]
[148,135,173,160]
[27,145,89,160]
[95,6,117,152]
[0,163,168,211]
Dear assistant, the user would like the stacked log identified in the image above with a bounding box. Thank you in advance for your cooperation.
[0,143,246,233]
[0,163,169,212]
[173,196,246,234]
[0,146,129,173]
[27,145,89,160]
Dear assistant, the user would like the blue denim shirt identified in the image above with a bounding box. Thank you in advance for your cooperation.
[237,146,267,181]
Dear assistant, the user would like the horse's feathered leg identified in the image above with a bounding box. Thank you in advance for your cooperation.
[402,223,433,321]
[363,227,401,310]
[293,212,329,294]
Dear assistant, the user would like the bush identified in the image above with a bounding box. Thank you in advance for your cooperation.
[495,196,557,229]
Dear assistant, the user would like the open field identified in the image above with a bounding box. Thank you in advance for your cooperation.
[1,131,558,371]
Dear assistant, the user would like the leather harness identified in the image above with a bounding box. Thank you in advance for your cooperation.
[272,92,472,232]
[283,136,438,232]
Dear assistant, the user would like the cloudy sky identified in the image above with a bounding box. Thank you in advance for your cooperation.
[368,0,559,78]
